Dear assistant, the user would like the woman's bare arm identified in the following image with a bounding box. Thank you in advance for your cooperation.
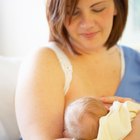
[123,111,140,140]
[15,48,65,139]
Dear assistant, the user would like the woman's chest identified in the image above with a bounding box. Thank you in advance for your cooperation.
[65,55,121,105]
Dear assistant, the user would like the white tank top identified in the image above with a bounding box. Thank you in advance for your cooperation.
[47,42,125,94]
[47,42,73,94]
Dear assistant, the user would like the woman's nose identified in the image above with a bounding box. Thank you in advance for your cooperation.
[80,13,95,29]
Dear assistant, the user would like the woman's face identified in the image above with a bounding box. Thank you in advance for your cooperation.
[64,0,117,54]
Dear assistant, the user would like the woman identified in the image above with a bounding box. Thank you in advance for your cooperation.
[15,0,140,139]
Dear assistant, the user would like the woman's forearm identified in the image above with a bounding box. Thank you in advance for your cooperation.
[124,112,140,140]
[123,131,139,140]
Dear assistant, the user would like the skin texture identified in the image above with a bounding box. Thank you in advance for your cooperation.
[15,0,140,139]
[64,0,117,54]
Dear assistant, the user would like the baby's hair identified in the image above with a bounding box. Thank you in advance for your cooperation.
[64,97,108,139]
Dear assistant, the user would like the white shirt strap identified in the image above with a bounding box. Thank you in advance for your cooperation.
[47,42,73,94]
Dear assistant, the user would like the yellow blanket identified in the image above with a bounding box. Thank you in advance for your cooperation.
[96,101,140,140]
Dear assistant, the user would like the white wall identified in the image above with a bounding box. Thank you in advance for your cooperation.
[0,0,49,57]
[119,0,140,49]
[0,0,140,57]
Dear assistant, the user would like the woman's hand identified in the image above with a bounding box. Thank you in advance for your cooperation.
[100,96,140,139]
[99,96,134,109]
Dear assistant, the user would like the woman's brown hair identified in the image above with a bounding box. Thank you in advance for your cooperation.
[46,0,128,53]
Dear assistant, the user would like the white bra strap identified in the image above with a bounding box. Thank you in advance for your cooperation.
[119,46,125,79]
[47,42,72,94]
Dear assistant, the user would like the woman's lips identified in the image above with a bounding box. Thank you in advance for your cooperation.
[80,32,99,39]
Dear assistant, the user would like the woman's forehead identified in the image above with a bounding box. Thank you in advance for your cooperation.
[67,0,113,4]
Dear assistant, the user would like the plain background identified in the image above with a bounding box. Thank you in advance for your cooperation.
[0,0,139,57]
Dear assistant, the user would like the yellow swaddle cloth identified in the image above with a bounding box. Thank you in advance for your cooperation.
[96,101,140,140]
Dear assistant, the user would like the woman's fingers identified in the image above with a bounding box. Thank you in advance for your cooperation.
[100,96,135,110]
[100,96,134,104]
[103,103,112,110]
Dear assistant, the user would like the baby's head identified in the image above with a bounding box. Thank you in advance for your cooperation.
[64,96,108,140]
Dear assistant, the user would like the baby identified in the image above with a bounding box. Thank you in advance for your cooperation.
[63,96,108,140]
[64,97,140,140]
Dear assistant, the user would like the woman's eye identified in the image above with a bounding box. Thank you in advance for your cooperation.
[92,7,106,12]
[66,10,79,16]
[72,10,80,16]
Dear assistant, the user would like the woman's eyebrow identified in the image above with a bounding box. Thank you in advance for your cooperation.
[90,1,107,8]
[66,1,107,9]
[66,5,79,10]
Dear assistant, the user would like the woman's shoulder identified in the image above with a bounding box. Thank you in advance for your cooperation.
[21,43,65,80]
[24,42,67,66]
[120,45,140,56]
[120,45,140,61]
[18,43,66,94]
[22,42,72,94]
[119,45,140,76]
[23,46,59,69]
